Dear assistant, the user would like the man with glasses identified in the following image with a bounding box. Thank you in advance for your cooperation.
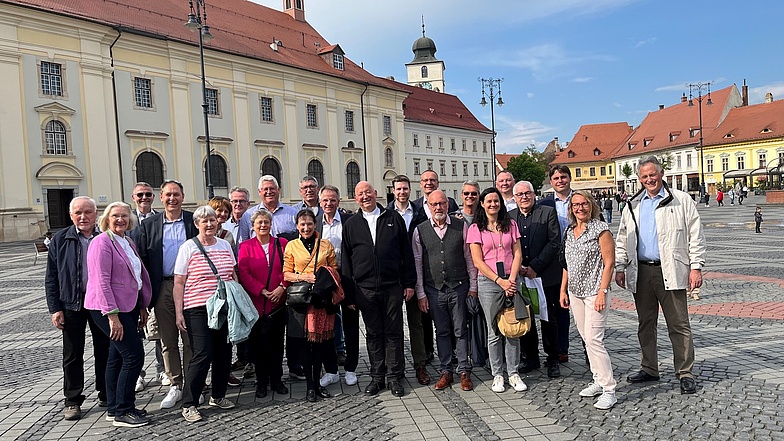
[131,182,157,224]
[496,170,517,211]
[509,181,563,378]
[454,180,480,225]
[135,179,198,409]
[293,176,323,217]
[414,170,459,217]
[238,175,297,242]
[225,186,250,243]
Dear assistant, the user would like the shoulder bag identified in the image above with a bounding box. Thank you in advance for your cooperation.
[496,295,531,338]
[285,238,320,306]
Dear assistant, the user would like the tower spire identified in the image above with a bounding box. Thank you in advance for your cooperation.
[421,16,426,37]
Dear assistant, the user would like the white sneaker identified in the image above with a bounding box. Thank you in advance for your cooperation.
[579,383,603,397]
[182,406,202,423]
[491,375,505,393]
[344,371,358,386]
[159,385,182,409]
[320,372,340,387]
[508,374,528,392]
[594,392,617,410]
[159,372,171,386]
[135,376,146,392]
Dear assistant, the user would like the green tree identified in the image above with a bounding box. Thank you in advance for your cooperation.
[621,163,633,180]
[507,146,547,192]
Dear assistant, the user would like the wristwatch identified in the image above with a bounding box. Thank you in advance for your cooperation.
[601,287,610,294]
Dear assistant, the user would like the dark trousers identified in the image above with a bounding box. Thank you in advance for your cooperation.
[422,310,435,356]
[555,300,571,356]
[62,308,109,406]
[250,307,286,390]
[297,338,331,390]
[356,285,405,382]
[425,283,471,374]
[182,307,231,407]
[236,341,251,365]
[404,296,427,368]
[756,221,762,233]
[324,303,360,373]
[333,310,345,352]
[521,284,561,364]
[90,310,143,416]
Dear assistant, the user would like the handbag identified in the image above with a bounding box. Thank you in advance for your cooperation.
[285,238,320,306]
[496,296,531,338]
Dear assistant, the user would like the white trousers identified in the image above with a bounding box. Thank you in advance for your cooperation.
[570,293,617,393]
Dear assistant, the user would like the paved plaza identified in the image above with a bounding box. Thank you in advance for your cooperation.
[1,195,783,440]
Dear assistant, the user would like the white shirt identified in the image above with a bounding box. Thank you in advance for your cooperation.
[394,201,414,230]
[362,207,381,245]
[321,212,343,269]
[136,209,156,223]
[116,234,143,291]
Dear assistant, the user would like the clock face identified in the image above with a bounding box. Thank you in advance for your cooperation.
[421,82,433,90]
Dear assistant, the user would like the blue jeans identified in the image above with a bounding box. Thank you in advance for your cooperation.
[90,309,143,416]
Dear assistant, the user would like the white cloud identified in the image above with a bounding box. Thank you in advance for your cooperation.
[613,102,623,108]
[527,92,535,98]
[572,77,594,83]
[749,82,784,103]
[633,37,657,48]
[493,115,556,153]
[480,44,614,81]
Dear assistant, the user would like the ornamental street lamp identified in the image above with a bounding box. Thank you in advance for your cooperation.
[687,81,712,197]
[479,77,504,182]
[185,0,216,199]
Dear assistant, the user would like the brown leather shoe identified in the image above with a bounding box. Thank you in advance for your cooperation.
[416,366,431,385]
[434,372,453,390]
[460,372,473,391]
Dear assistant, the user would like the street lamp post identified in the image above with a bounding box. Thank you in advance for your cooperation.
[687,81,712,197]
[479,77,504,182]
[185,0,215,200]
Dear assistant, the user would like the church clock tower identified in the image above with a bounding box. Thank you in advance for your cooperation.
[406,21,445,93]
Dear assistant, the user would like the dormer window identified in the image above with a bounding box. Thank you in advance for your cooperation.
[593,148,600,156]
[643,137,653,147]
[669,131,680,142]
[689,128,699,137]
[318,44,345,71]
[567,151,575,158]
[628,142,637,150]
[333,53,344,70]
[761,127,773,133]
[724,133,735,139]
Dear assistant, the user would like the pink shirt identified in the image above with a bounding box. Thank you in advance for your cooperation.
[466,220,521,276]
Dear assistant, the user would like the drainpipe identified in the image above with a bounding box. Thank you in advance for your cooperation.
[360,82,369,179]
[109,29,125,200]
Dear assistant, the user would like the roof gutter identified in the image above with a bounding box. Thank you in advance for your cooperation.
[109,29,125,201]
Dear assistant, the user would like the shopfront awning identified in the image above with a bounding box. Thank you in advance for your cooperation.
[723,169,754,179]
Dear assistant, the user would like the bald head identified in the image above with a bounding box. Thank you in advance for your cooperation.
[354,181,378,212]
[427,189,448,223]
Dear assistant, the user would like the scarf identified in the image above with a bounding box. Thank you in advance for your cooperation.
[305,267,345,342]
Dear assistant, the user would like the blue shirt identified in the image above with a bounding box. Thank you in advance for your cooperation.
[162,214,186,277]
[237,202,297,242]
[554,191,572,239]
[637,187,665,261]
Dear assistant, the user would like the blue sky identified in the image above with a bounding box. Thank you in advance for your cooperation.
[251,0,784,154]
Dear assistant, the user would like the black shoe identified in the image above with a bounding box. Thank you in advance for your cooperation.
[316,387,331,398]
[520,360,541,374]
[337,351,347,366]
[388,380,404,397]
[255,387,268,399]
[305,389,317,402]
[680,377,697,394]
[112,410,150,428]
[627,370,660,383]
[365,381,384,396]
[547,362,561,378]
[271,382,289,395]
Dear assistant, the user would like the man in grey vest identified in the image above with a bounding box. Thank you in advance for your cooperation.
[412,190,477,391]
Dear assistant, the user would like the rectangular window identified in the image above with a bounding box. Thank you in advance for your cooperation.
[677,155,682,169]
[484,163,489,176]
[600,166,606,176]
[759,153,767,168]
[737,156,745,169]
[463,162,468,176]
[440,161,446,176]
[41,61,63,96]
[483,141,487,153]
[721,157,729,171]
[413,133,419,147]
[134,77,152,108]
[473,162,478,176]
[333,53,344,70]
[575,168,582,178]
[260,96,274,122]
[205,88,219,116]
[345,110,354,132]
[427,160,433,170]
[426,135,432,149]
[462,139,467,151]
[686,153,692,168]
[439,137,444,151]
[608,165,613,175]
[589,167,596,177]
[414,160,420,175]
[451,138,456,152]
[707,158,714,172]
[472,140,477,152]
[307,104,318,128]
[383,115,392,136]
[452,162,457,176]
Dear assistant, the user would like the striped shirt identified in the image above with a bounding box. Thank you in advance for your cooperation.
[174,238,236,310]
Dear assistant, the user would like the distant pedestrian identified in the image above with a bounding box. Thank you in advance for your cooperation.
[755,207,763,234]
[728,189,735,205]
[703,192,710,208]
[716,190,724,207]
[602,197,613,223]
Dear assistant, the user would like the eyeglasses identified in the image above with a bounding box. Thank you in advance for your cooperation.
[300,185,318,190]
[514,191,534,198]
[428,201,447,207]
[420,178,438,183]
[572,202,591,209]
[135,192,154,198]
[230,199,248,205]
[462,191,478,197]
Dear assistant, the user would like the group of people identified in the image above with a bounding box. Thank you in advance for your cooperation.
[45,154,707,428]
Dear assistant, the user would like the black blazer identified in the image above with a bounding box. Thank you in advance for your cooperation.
[508,204,562,287]
[387,199,428,241]
[135,210,198,307]
[413,196,459,216]
[316,211,356,305]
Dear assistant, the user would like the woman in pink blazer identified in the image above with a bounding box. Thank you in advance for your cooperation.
[237,209,289,398]
[85,202,152,428]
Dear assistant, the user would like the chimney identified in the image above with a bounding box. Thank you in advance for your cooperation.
[681,93,687,103]
[742,79,749,106]
[659,104,665,110]
[284,0,305,22]
[766,92,774,103]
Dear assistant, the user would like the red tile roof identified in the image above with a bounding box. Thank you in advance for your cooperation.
[5,0,401,90]
[551,122,633,164]
[495,154,517,172]
[612,85,741,159]
[377,78,491,133]
[703,99,784,146]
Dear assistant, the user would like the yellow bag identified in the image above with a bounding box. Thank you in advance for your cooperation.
[496,303,531,338]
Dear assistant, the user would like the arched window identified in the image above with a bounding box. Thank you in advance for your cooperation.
[206,155,228,188]
[45,120,67,155]
[261,157,282,184]
[307,159,324,189]
[135,152,164,188]
[421,65,428,78]
[384,148,394,167]
[346,161,360,197]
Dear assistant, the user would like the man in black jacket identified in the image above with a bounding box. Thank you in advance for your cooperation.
[342,181,416,397]
[135,179,198,409]
[509,181,563,378]
[45,196,108,420]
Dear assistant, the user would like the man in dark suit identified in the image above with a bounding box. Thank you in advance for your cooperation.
[510,180,563,378]
[386,175,431,386]
[135,179,198,409]
[413,170,459,216]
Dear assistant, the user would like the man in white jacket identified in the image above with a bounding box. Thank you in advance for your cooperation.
[614,156,706,395]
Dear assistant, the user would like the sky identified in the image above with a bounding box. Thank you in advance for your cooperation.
[250,0,784,154]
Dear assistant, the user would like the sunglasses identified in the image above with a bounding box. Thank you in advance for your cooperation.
[135,192,154,198]
[462,191,478,196]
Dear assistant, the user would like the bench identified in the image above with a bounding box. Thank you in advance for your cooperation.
[34,241,48,265]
